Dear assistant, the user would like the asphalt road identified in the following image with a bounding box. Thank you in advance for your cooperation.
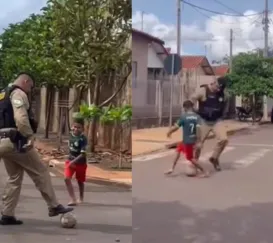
[133,124,273,243]
[0,162,132,243]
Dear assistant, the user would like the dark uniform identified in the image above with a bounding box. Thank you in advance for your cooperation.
[191,83,229,169]
[0,85,72,224]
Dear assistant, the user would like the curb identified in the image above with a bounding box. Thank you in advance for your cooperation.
[259,121,272,125]
[49,159,132,190]
[133,125,250,157]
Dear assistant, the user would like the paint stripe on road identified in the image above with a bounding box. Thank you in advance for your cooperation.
[233,148,272,168]
[133,146,235,162]
[49,172,56,177]
[230,143,273,148]
[198,146,235,162]
[132,150,174,162]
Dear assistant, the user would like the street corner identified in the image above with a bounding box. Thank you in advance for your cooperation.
[225,124,250,135]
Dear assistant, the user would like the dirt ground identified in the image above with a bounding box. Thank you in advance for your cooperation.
[35,134,132,171]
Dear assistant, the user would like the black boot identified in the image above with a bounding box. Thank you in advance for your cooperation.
[48,204,74,217]
[209,157,221,171]
[0,215,23,225]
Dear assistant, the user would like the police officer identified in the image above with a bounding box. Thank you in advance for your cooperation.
[0,73,73,225]
[191,76,229,171]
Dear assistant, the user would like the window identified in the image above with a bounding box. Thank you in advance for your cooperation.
[132,61,137,88]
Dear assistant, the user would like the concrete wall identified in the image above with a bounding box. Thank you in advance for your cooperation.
[36,87,77,133]
[132,32,148,108]
[181,67,215,100]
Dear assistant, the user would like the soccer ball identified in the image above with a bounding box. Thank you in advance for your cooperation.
[184,163,197,177]
[60,212,77,228]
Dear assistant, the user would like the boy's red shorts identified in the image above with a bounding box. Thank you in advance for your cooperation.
[64,160,87,183]
[176,143,194,161]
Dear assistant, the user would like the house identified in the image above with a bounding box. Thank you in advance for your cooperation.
[180,55,215,99]
[132,28,168,88]
[132,28,178,122]
[212,65,230,77]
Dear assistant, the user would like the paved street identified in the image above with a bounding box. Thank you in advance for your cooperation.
[0,163,132,243]
[133,124,273,243]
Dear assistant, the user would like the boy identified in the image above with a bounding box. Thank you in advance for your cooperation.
[165,100,209,177]
[64,118,88,206]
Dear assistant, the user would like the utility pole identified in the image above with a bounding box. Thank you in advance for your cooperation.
[141,11,144,31]
[177,0,181,55]
[263,0,269,121]
[177,0,183,110]
[229,29,233,72]
[263,0,269,58]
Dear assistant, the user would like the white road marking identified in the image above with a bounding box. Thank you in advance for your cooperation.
[233,148,271,168]
[49,172,56,177]
[133,146,235,162]
[198,146,235,162]
[230,143,273,147]
[132,150,174,162]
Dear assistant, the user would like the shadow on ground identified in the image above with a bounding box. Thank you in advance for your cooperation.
[133,199,273,243]
[0,217,131,236]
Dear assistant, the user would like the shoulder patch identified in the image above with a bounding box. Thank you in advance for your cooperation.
[0,92,5,100]
[12,98,24,108]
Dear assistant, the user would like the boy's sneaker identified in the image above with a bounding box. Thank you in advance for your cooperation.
[209,157,221,171]
[0,215,23,225]
[48,204,74,217]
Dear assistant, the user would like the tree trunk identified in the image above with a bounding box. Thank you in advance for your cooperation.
[252,94,256,125]
[45,86,54,139]
[88,77,100,152]
[57,107,63,149]
[118,122,123,169]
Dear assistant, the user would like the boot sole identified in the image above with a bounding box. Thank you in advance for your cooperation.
[48,208,74,217]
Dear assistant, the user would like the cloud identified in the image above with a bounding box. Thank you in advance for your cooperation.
[0,0,47,33]
[132,10,270,60]
[132,11,212,55]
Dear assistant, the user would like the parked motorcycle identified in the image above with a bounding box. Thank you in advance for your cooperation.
[236,106,263,122]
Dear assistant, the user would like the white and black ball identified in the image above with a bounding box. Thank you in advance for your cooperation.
[184,163,197,177]
[60,212,77,228]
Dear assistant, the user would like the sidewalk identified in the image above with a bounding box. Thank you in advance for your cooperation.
[132,120,250,156]
[42,120,249,188]
[49,159,132,189]
[35,139,132,189]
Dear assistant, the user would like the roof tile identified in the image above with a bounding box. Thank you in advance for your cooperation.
[212,65,229,76]
[181,56,206,69]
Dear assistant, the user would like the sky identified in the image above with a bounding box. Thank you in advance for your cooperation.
[1,0,273,63]
[132,0,273,62]
[0,0,47,31]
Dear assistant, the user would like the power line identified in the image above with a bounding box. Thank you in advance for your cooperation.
[212,0,249,16]
[183,1,264,17]
[181,37,266,41]
[190,4,262,25]
[211,0,262,25]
